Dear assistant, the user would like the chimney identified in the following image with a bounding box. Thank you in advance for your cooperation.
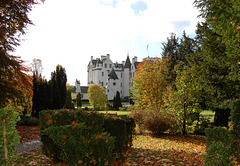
[132,56,137,64]
[107,54,110,59]
[91,56,93,61]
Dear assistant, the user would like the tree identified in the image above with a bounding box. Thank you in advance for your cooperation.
[170,64,202,135]
[49,65,67,109]
[193,22,240,127]
[132,58,172,111]
[64,90,74,109]
[194,0,240,69]
[76,92,82,108]
[87,84,108,110]
[113,91,122,110]
[162,32,197,84]
[0,0,43,109]
[32,73,51,117]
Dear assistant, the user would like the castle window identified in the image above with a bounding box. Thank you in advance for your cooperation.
[107,89,109,93]
[105,63,107,68]
[113,82,116,86]
[121,73,122,78]
[102,72,104,76]
[109,64,112,68]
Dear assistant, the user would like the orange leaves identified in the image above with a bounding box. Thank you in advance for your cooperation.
[71,121,78,126]
[45,114,53,125]
[115,134,206,165]
[133,58,172,110]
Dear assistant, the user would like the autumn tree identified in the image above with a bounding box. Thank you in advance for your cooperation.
[49,65,67,110]
[0,0,43,109]
[132,58,172,110]
[87,84,108,110]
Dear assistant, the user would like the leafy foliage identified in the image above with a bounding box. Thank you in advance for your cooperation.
[113,91,122,110]
[87,84,108,110]
[205,127,236,165]
[49,65,67,110]
[43,124,115,166]
[64,89,74,109]
[170,65,202,135]
[76,92,82,108]
[132,58,172,110]
[0,109,20,165]
[0,0,44,110]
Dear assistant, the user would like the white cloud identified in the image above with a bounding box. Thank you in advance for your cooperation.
[14,0,201,85]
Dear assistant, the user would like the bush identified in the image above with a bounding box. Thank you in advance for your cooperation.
[230,101,240,162]
[128,109,147,134]
[43,124,115,166]
[205,127,236,165]
[0,109,21,165]
[40,109,135,163]
[17,115,39,126]
[129,109,178,135]
[143,110,178,135]
[103,116,127,156]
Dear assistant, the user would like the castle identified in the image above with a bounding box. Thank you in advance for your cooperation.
[75,54,140,100]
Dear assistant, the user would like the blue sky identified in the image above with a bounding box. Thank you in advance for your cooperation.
[14,0,202,85]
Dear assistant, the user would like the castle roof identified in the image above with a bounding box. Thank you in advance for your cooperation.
[108,68,119,80]
[124,56,131,70]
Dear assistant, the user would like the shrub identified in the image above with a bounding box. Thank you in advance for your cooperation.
[43,124,115,166]
[143,110,178,135]
[103,116,127,156]
[128,109,147,134]
[230,101,240,162]
[17,115,39,126]
[0,109,21,165]
[205,127,236,165]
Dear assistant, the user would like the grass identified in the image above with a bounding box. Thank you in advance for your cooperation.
[200,110,215,122]
[99,110,131,115]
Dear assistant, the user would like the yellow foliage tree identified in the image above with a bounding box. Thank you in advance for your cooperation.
[87,84,108,110]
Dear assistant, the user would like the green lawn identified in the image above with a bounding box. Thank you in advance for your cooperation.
[200,110,215,122]
[99,110,131,115]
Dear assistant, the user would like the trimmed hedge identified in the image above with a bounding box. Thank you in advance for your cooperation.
[43,124,115,166]
[39,109,135,164]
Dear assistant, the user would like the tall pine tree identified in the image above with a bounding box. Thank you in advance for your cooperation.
[49,65,67,109]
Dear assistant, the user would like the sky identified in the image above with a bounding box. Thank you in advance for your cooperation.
[14,0,202,86]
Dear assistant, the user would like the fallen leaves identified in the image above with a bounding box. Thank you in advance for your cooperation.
[16,126,40,143]
[116,134,206,165]
[16,125,208,165]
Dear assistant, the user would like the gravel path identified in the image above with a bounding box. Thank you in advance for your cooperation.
[15,139,42,154]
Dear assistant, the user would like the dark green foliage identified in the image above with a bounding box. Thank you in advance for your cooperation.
[103,117,127,156]
[193,22,240,126]
[32,74,51,118]
[205,127,236,165]
[0,109,21,165]
[113,91,122,110]
[43,124,115,166]
[17,115,39,126]
[76,92,82,108]
[39,109,135,163]
[64,90,74,109]
[214,108,231,127]
[230,101,240,162]
[49,65,67,110]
